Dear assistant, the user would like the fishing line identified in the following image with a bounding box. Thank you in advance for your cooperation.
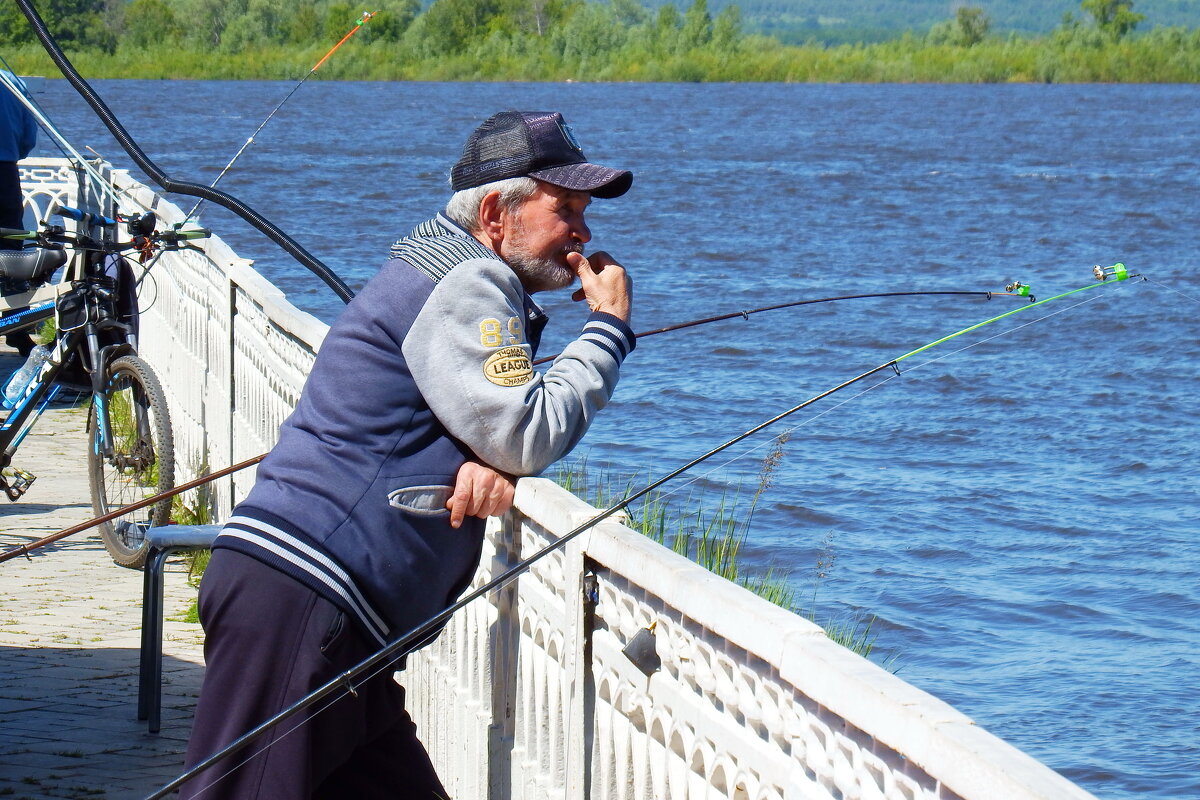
[532,289,1028,366]
[1142,275,1200,306]
[0,65,128,213]
[153,631,445,799]
[14,0,355,303]
[180,690,353,799]
[184,12,376,223]
[630,285,1125,510]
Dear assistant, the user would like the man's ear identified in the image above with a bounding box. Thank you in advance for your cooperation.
[477,191,505,249]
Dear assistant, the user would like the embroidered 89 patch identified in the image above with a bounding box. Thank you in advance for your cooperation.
[479,317,533,386]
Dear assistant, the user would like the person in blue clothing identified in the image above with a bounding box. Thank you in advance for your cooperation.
[181,111,635,799]
[0,72,38,357]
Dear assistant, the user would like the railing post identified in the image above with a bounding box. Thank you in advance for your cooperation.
[487,511,520,799]
[563,527,591,799]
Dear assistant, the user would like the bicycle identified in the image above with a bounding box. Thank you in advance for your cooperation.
[1,204,208,568]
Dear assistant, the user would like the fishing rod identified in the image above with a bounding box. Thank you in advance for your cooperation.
[150,266,1138,799]
[0,284,1024,561]
[533,287,1033,365]
[13,0,356,304]
[185,11,377,222]
[0,454,266,565]
[0,67,125,212]
[0,284,1031,561]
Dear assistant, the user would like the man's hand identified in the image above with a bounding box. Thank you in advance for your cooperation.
[568,251,632,323]
[446,461,517,529]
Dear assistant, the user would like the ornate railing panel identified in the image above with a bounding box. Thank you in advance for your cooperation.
[17,160,1097,800]
[3,157,97,315]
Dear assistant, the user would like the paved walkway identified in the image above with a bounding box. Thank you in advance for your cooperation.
[0,348,205,799]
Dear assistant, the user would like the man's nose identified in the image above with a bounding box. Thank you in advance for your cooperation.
[571,217,591,244]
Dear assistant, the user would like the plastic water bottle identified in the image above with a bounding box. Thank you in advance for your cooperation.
[2,344,51,409]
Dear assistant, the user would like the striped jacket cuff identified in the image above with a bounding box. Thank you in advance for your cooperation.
[580,312,636,363]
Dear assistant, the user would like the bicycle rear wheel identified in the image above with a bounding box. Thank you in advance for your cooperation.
[88,355,175,568]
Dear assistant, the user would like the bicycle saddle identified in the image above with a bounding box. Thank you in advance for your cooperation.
[0,248,68,284]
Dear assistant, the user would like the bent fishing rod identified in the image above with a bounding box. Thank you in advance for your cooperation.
[1,284,1031,563]
[533,286,1034,365]
[150,266,1138,799]
[14,0,356,304]
[0,455,265,565]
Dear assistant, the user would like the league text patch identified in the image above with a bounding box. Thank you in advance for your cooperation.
[484,346,533,386]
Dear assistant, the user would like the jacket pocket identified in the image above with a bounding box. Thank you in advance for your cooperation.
[387,485,453,516]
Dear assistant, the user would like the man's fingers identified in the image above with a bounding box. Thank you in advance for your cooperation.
[447,494,466,529]
[566,250,591,275]
[482,476,514,518]
[448,466,480,528]
[449,461,516,526]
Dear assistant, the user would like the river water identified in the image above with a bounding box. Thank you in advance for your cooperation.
[24,79,1199,798]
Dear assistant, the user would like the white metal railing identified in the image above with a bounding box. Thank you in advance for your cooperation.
[4,157,97,315]
[17,160,1097,800]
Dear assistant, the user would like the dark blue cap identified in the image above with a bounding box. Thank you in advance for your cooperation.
[451,111,632,199]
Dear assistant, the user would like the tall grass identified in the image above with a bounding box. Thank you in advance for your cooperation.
[553,436,895,668]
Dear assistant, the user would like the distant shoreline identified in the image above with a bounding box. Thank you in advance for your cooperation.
[5,31,1199,84]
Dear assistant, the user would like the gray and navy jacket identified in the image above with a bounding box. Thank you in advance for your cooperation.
[213,214,634,645]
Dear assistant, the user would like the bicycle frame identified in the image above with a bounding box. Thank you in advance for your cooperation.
[0,300,55,337]
[2,200,206,505]
[1,326,78,468]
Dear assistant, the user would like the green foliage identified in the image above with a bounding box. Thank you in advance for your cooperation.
[927,6,991,47]
[552,450,895,668]
[34,318,56,346]
[1081,0,1146,39]
[121,0,183,49]
[715,0,1189,39]
[0,0,116,52]
[3,0,1199,81]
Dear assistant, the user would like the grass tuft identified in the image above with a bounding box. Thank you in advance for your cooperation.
[553,437,897,669]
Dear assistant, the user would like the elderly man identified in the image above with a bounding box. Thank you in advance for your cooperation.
[182,111,635,799]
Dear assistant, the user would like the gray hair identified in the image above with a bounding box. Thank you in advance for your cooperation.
[444,177,538,233]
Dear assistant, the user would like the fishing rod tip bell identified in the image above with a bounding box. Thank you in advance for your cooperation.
[1005,281,1034,299]
[1093,262,1128,282]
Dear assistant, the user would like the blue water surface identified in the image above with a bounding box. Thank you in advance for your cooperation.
[26,79,1199,799]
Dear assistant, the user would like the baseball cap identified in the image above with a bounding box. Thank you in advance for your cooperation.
[450,111,633,199]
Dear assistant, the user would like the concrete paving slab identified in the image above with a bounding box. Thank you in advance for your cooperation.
[2,348,206,799]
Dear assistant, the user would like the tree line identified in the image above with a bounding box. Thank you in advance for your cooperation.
[1,0,1197,82]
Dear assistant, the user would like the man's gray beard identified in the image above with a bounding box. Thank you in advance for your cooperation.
[507,249,575,293]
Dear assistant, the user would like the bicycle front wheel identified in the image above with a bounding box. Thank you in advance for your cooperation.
[88,355,175,569]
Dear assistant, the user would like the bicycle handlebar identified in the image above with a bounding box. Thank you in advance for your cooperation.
[0,228,37,240]
[52,203,116,228]
[14,206,211,254]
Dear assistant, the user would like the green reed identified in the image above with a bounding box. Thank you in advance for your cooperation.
[553,435,896,668]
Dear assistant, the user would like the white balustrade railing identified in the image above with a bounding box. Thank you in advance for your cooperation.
[4,157,98,315]
[18,160,1097,800]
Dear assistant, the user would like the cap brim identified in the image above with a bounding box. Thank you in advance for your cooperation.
[529,163,633,199]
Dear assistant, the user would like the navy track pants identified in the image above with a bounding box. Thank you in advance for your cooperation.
[180,549,449,800]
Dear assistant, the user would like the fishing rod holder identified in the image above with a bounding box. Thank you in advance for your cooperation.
[1093,262,1129,282]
